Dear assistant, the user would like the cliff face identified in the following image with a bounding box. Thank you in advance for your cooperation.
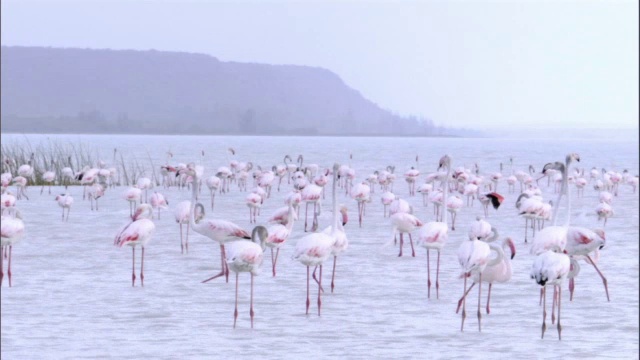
[1,46,442,136]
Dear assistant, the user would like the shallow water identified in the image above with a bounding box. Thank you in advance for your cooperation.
[1,134,639,359]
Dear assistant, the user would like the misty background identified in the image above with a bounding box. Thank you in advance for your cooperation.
[1,1,638,137]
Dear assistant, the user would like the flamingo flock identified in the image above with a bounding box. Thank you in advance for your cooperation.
[1,145,636,339]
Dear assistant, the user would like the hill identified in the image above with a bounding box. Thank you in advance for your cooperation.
[1,46,469,136]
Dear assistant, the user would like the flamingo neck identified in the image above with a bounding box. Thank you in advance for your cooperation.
[488,243,504,267]
[331,168,338,235]
[189,174,199,229]
[442,163,450,224]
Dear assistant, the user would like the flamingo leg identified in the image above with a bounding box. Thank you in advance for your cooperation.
[273,248,280,277]
[408,233,416,257]
[234,272,239,328]
[557,285,563,340]
[0,245,4,286]
[140,247,145,287]
[179,223,184,254]
[132,247,136,287]
[185,222,190,254]
[477,273,483,332]
[317,264,323,316]
[436,251,441,299]
[427,249,431,299]
[250,273,255,328]
[551,285,557,324]
[331,255,337,293]
[398,233,404,257]
[304,203,309,232]
[201,245,227,283]
[541,286,547,339]
[569,276,575,301]
[486,283,492,314]
[461,274,467,331]
[586,254,610,302]
[6,245,12,287]
[312,265,325,293]
[306,266,310,315]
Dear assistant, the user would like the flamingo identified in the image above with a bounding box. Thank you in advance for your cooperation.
[445,194,463,231]
[245,192,263,224]
[174,200,203,254]
[468,216,499,242]
[417,183,433,207]
[1,207,25,287]
[114,204,155,287]
[40,170,56,195]
[380,191,396,218]
[530,247,576,340]
[137,177,153,203]
[265,203,297,276]
[321,163,349,293]
[124,186,142,217]
[456,237,516,314]
[12,176,29,200]
[478,192,504,218]
[301,183,323,232]
[87,183,105,211]
[417,154,451,299]
[292,163,341,316]
[181,164,251,283]
[225,225,268,328]
[55,193,74,222]
[457,238,491,332]
[149,191,169,219]
[595,202,613,226]
[1,191,16,209]
[205,175,221,210]
[390,212,423,257]
[351,181,370,227]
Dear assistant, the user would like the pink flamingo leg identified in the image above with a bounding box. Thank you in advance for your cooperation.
[273,248,280,277]
[541,286,547,339]
[408,233,416,257]
[1,246,4,286]
[330,256,337,293]
[586,254,610,302]
[250,273,255,328]
[557,285,563,340]
[140,247,145,287]
[7,246,12,287]
[456,282,476,313]
[317,264,323,316]
[185,222,190,254]
[398,233,404,257]
[461,274,467,331]
[131,247,136,287]
[234,272,239,328]
[427,249,432,299]
[312,266,325,293]
[486,283,492,314]
[305,266,310,315]
[201,245,227,283]
[551,286,557,324]
[477,273,483,332]
[436,251,441,299]
[179,223,184,254]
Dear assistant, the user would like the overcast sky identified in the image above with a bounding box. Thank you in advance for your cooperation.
[2,0,638,130]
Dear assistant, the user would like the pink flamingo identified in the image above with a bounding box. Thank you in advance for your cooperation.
[417,154,451,299]
[245,192,263,224]
[149,191,168,219]
[1,191,16,209]
[182,164,251,283]
[478,192,504,218]
[351,181,370,227]
[301,183,323,232]
[530,247,574,340]
[225,225,268,328]
[390,212,423,257]
[205,175,221,210]
[1,207,25,287]
[40,170,56,195]
[55,193,74,222]
[124,186,142,217]
[87,183,105,211]
[457,238,491,332]
[595,202,613,226]
[174,200,202,254]
[321,163,349,293]
[266,203,297,276]
[114,204,155,286]
[456,237,516,314]
[380,191,396,218]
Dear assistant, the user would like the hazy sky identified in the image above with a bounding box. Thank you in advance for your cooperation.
[2,0,638,130]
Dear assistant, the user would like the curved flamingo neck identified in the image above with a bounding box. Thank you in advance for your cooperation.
[442,162,450,225]
[189,173,199,229]
[488,243,504,266]
[331,165,339,235]
[285,203,295,232]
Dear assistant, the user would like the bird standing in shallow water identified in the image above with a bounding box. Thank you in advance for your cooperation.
[114,204,155,287]
[225,225,268,328]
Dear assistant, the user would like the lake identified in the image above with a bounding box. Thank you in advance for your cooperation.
[1,133,638,359]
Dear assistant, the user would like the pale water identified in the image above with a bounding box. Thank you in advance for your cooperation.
[1,134,638,359]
